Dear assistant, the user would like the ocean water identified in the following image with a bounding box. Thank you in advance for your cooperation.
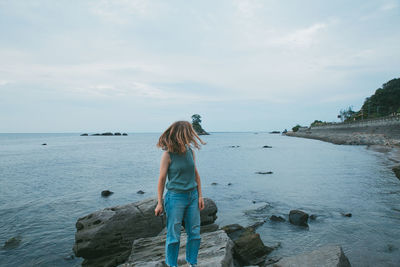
[0,132,399,267]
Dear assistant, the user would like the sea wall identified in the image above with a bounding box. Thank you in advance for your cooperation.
[285,115,400,146]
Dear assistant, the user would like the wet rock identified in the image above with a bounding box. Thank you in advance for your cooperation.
[136,190,145,194]
[211,182,218,185]
[255,171,273,175]
[221,224,273,266]
[289,210,309,227]
[101,132,114,136]
[341,213,352,217]
[229,145,240,148]
[270,215,285,222]
[73,197,218,267]
[118,230,234,267]
[64,254,75,260]
[262,145,272,148]
[115,132,121,136]
[309,214,318,220]
[42,143,47,146]
[122,133,128,136]
[392,165,400,180]
[2,236,22,249]
[228,182,232,186]
[91,133,101,136]
[80,133,88,136]
[101,190,114,197]
[272,245,351,267]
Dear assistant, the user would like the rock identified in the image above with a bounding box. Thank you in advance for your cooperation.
[211,182,218,185]
[270,131,280,134]
[137,190,145,194]
[2,236,22,249]
[341,213,352,217]
[91,133,101,136]
[228,183,232,186]
[42,143,47,146]
[309,214,317,220]
[270,215,285,222]
[101,190,114,197]
[73,197,218,267]
[115,132,122,136]
[255,171,273,175]
[221,224,273,266]
[118,230,234,267]
[262,145,272,148]
[80,133,88,136]
[393,165,400,180]
[272,245,351,267]
[289,210,309,227]
[122,133,128,136]
[229,145,240,148]
[101,132,114,136]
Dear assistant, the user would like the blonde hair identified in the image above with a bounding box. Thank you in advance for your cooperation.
[157,121,206,154]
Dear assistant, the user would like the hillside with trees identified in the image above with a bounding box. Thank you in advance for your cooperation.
[191,114,209,135]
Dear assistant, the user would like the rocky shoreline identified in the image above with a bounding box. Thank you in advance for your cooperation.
[72,198,351,267]
[284,124,400,180]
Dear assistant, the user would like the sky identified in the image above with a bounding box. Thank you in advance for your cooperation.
[0,0,399,133]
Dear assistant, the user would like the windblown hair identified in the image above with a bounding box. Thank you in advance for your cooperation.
[157,121,206,154]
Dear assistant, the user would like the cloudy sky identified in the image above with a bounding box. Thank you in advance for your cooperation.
[0,0,399,132]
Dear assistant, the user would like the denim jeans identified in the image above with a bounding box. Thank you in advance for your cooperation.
[164,188,201,266]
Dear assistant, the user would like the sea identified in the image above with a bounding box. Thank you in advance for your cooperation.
[0,132,399,266]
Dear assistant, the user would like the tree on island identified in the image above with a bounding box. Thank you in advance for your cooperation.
[191,114,209,135]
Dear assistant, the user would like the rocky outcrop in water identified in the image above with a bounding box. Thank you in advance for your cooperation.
[289,210,309,227]
[221,224,273,266]
[72,197,218,267]
[272,245,351,267]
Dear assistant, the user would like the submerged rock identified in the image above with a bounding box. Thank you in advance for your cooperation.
[270,215,285,222]
[136,190,145,194]
[272,245,351,267]
[392,165,400,180]
[80,133,88,136]
[2,236,22,249]
[289,210,309,227]
[118,230,234,267]
[341,213,352,217]
[255,171,273,175]
[221,224,273,266]
[262,145,272,148]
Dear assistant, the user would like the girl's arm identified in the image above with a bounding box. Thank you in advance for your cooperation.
[192,149,205,210]
[155,151,170,215]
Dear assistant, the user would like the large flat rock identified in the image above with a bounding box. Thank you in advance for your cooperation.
[272,245,351,267]
[73,197,218,267]
[118,230,235,267]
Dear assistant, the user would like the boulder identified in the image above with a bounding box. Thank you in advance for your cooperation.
[289,210,309,227]
[80,133,89,136]
[122,133,128,136]
[221,224,273,266]
[101,132,114,136]
[73,197,218,267]
[393,165,400,180]
[118,230,234,267]
[115,132,122,136]
[272,245,351,267]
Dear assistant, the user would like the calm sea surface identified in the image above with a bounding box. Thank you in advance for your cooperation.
[1,133,399,266]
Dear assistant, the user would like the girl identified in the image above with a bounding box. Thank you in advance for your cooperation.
[154,121,206,267]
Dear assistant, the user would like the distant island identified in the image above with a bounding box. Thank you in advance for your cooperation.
[80,132,128,136]
[191,114,209,135]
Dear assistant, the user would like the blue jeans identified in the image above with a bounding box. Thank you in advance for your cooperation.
[164,188,201,266]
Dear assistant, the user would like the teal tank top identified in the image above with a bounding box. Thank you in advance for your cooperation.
[166,145,197,192]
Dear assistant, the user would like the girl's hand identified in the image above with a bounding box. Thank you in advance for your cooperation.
[154,203,164,216]
[198,197,205,211]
